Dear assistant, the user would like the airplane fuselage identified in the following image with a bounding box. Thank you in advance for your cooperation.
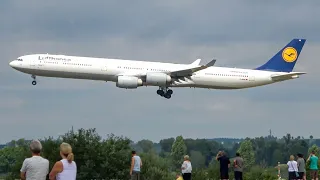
[9,54,282,90]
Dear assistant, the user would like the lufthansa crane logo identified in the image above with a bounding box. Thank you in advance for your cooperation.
[282,47,298,63]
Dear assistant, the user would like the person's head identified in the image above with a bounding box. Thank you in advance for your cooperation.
[290,155,295,161]
[184,155,190,161]
[218,151,224,156]
[176,173,182,178]
[311,151,315,155]
[297,153,303,158]
[132,150,136,156]
[60,142,74,163]
[236,152,240,157]
[29,140,42,155]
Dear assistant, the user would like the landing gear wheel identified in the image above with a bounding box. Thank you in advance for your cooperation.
[157,87,173,99]
[31,75,37,85]
[164,93,171,99]
[157,90,165,96]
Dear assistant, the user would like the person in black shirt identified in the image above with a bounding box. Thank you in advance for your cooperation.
[216,151,230,180]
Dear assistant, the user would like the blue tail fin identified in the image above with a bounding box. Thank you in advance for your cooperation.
[255,39,306,72]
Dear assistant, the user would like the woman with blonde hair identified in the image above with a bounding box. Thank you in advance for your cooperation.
[49,142,77,180]
[181,155,192,180]
[287,155,299,180]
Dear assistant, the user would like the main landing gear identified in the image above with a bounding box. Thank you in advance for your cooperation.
[31,75,37,85]
[157,87,173,99]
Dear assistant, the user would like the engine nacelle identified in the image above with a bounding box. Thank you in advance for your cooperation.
[146,72,172,86]
[116,76,143,89]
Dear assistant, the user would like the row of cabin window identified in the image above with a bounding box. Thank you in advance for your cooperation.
[44,61,92,66]
[205,73,248,77]
[117,66,169,72]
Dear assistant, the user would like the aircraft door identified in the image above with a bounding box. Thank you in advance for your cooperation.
[101,66,107,71]
[30,59,36,67]
[249,75,255,81]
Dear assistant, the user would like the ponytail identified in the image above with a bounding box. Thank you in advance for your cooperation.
[67,153,74,163]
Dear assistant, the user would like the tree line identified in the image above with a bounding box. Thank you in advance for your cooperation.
[0,128,319,180]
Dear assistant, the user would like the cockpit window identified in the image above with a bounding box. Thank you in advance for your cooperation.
[17,58,23,61]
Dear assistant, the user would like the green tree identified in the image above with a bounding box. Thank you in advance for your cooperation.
[238,139,255,170]
[0,145,29,179]
[308,144,319,156]
[159,138,175,152]
[170,136,187,170]
[189,150,205,168]
[139,151,174,180]
[60,128,131,179]
[137,140,154,153]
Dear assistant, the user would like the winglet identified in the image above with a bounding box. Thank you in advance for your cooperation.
[205,59,216,67]
[191,59,201,66]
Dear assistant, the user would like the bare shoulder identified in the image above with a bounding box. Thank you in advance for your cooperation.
[54,161,63,167]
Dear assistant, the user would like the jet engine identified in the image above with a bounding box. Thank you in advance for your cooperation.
[146,72,172,86]
[116,76,143,89]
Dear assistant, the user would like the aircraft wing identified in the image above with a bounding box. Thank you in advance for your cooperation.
[116,59,216,78]
[169,59,216,77]
[270,72,306,81]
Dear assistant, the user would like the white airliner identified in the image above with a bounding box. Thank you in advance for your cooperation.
[9,39,306,99]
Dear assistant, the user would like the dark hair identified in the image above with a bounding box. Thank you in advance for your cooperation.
[132,151,136,154]
[311,151,315,154]
[297,153,303,158]
[236,152,240,156]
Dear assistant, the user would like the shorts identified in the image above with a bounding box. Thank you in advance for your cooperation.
[310,170,318,179]
[298,172,304,179]
[234,171,243,180]
[131,171,140,180]
[288,172,299,180]
[220,171,229,179]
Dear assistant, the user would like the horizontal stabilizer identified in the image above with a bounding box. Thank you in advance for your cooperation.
[270,72,306,81]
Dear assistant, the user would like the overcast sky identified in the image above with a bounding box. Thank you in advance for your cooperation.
[1,1,319,143]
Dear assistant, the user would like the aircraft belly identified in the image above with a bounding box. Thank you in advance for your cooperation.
[18,68,116,81]
[192,76,245,89]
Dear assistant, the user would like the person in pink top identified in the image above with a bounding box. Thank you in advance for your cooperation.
[49,143,77,180]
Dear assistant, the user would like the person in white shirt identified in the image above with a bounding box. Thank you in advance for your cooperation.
[20,140,49,180]
[287,155,299,180]
[49,142,77,180]
[181,155,192,180]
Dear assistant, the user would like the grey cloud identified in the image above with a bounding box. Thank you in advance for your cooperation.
[1,1,320,44]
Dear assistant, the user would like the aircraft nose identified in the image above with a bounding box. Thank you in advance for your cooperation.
[9,60,17,67]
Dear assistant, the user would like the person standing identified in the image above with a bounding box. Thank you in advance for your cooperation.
[216,151,230,180]
[287,155,299,180]
[233,152,244,180]
[307,151,319,180]
[20,140,49,180]
[130,151,142,180]
[297,153,306,180]
[181,155,192,180]
[49,142,77,180]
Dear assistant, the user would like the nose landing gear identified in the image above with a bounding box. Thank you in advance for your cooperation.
[31,75,37,85]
